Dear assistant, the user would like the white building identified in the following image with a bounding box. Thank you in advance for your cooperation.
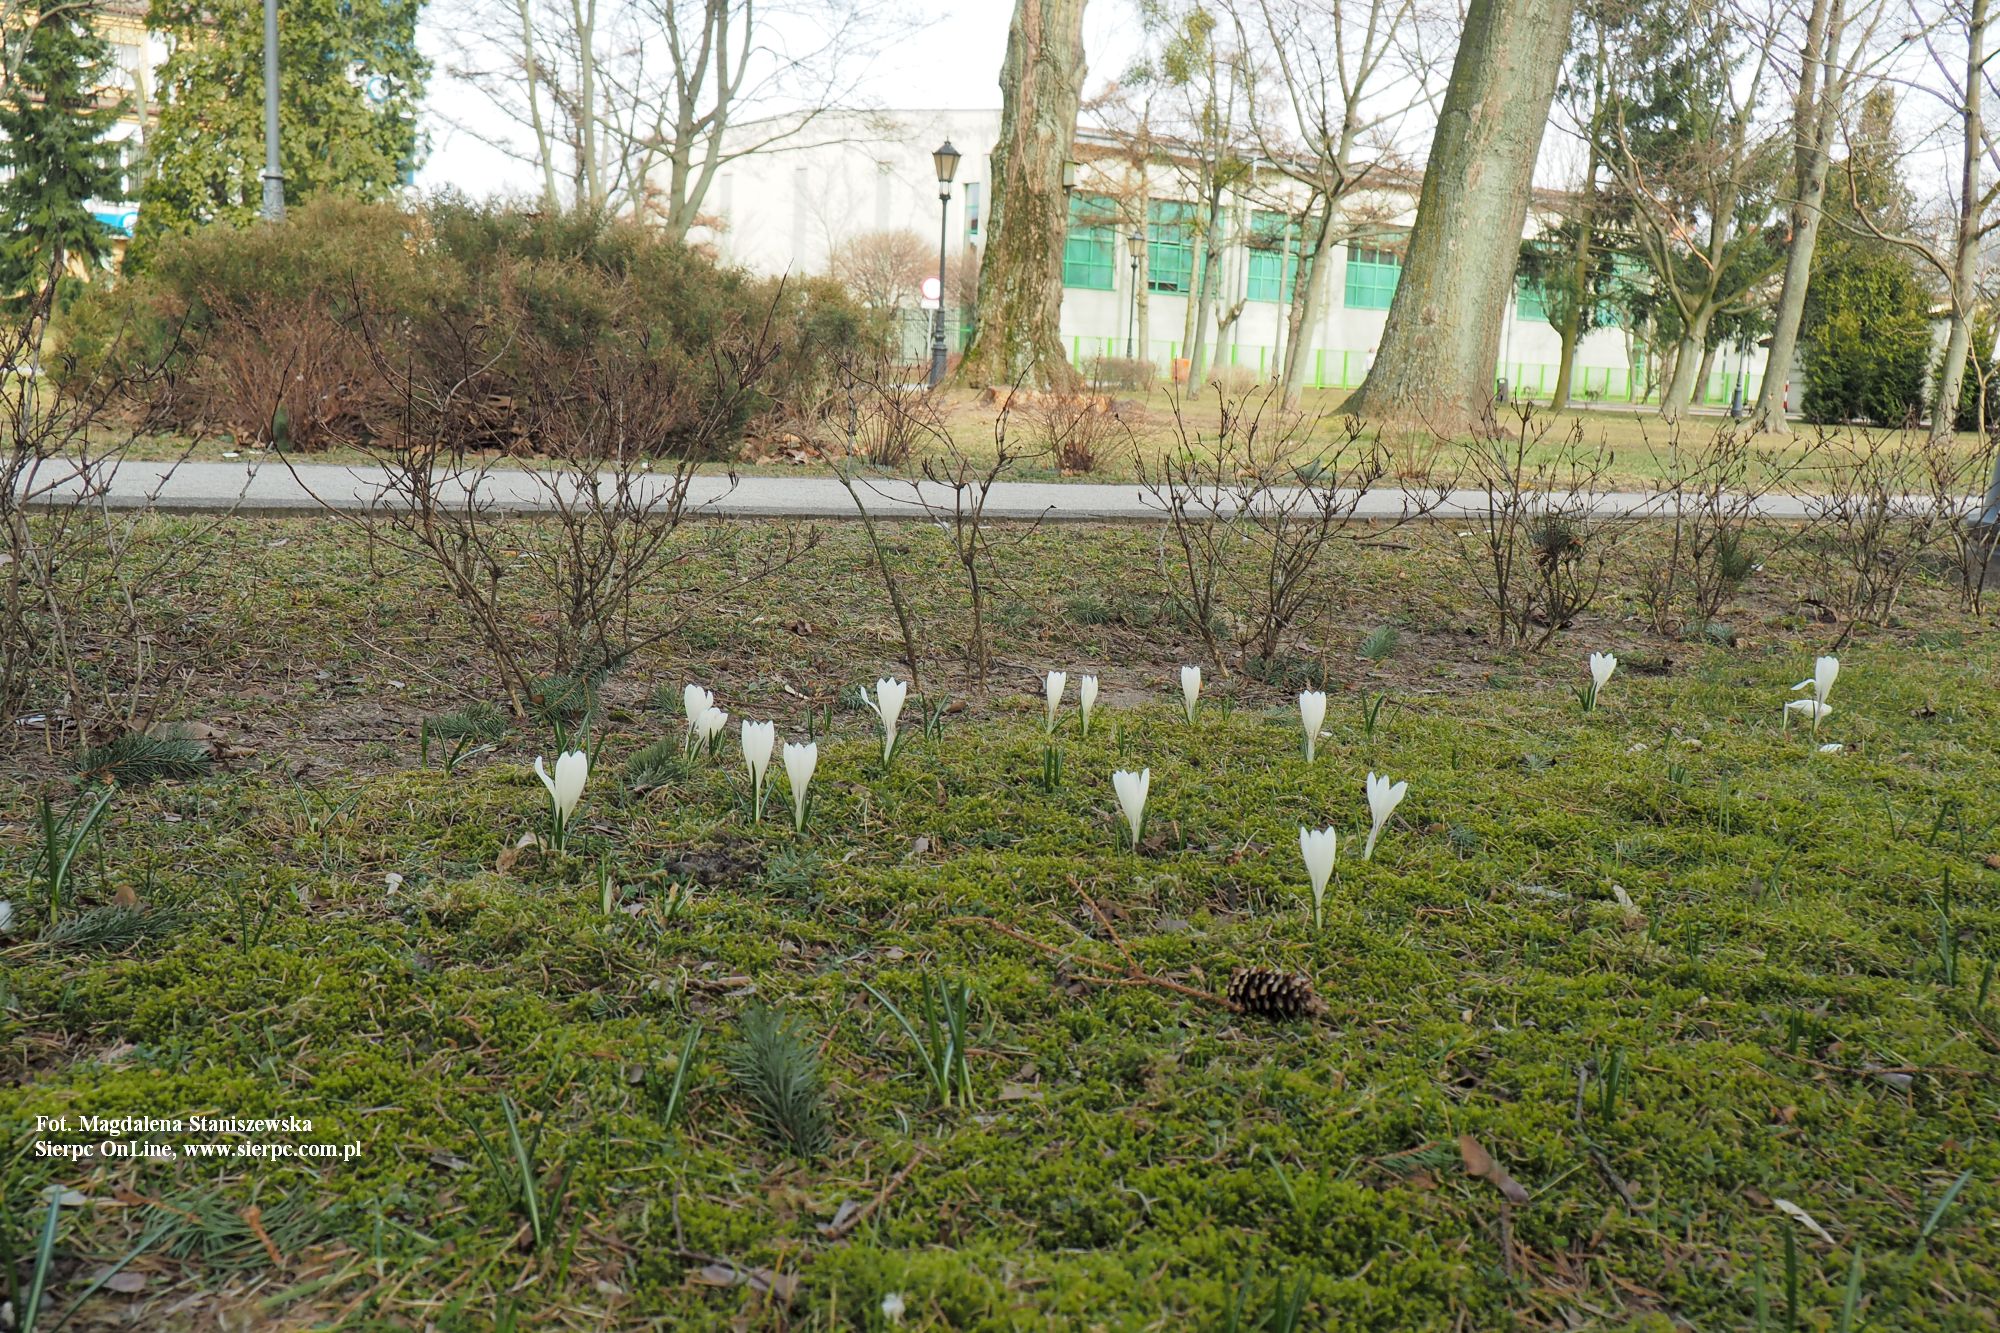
[693,109,1773,407]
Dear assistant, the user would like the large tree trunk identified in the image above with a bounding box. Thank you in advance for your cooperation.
[1754,0,1844,435]
[1342,0,1578,430]
[958,0,1088,388]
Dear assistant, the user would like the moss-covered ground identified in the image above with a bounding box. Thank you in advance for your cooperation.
[3,518,1997,1330]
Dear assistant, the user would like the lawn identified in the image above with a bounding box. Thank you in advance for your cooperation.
[109,386,2000,496]
[3,516,1997,1330]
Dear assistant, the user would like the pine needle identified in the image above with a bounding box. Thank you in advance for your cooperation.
[73,734,211,787]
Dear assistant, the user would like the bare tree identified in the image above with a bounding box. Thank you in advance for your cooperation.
[1229,0,1434,406]
[438,0,903,229]
[1598,0,1788,420]
[829,229,937,310]
[1751,0,1901,433]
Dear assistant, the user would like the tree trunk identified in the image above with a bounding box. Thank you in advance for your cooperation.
[1342,0,1578,430]
[958,0,1088,389]
[1279,203,1334,406]
[1662,323,1712,421]
[1185,190,1224,397]
[1935,0,1984,443]
[1754,0,1843,435]
[1693,340,1719,407]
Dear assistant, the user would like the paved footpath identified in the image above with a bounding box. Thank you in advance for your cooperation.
[49,457,1847,522]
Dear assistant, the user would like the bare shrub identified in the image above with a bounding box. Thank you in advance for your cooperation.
[1793,427,1989,642]
[828,229,937,311]
[1207,364,1263,398]
[1632,421,1819,635]
[837,350,945,468]
[1139,384,1445,672]
[1456,405,1619,649]
[293,284,818,715]
[3,263,228,748]
[1021,393,1129,475]
[1088,356,1157,391]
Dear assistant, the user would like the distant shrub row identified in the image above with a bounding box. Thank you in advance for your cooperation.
[58,196,880,458]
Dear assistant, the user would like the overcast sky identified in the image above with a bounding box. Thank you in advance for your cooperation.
[414,2,1144,198]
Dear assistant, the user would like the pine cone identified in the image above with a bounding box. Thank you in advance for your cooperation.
[1227,966,1326,1020]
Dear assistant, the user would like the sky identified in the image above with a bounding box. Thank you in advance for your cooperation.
[414,2,1145,199]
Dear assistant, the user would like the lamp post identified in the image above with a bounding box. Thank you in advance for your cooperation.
[1126,230,1142,359]
[260,0,284,220]
[928,140,961,389]
[1729,339,1747,419]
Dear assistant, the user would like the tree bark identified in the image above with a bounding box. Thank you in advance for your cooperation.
[1935,0,1985,443]
[1754,0,1845,435]
[1342,0,1578,430]
[1665,320,1715,416]
[957,0,1088,389]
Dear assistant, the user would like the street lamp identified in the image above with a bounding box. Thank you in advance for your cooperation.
[261,0,284,220]
[1126,229,1143,359]
[928,140,961,389]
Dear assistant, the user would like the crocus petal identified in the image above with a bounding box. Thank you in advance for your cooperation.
[534,755,557,802]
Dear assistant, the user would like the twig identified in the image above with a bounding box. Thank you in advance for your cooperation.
[822,1148,927,1241]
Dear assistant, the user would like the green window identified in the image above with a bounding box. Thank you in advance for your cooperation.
[1247,211,1301,303]
[1344,232,1405,310]
[1063,194,1118,291]
[1147,200,1197,294]
[1516,276,1548,322]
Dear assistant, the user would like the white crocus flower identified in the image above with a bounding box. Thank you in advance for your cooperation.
[1818,742,1844,754]
[1783,699,1833,730]
[1180,665,1202,723]
[1299,825,1337,929]
[1794,655,1839,706]
[862,677,910,763]
[1362,770,1407,862]
[1586,652,1617,711]
[1112,767,1151,849]
[534,749,589,851]
[783,741,818,832]
[741,720,776,821]
[682,683,715,729]
[1792,655,1839,735]
[0,900,13,933]
[881,1292,907,1325]
[1078,674,1099,737]
[1043,670,1068,734]
[1298,689,1327,763]
[695,705,729,758]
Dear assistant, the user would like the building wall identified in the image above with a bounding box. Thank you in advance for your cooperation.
[695,108,1775,408]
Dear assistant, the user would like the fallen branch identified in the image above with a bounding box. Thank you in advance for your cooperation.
[947,914,1232,1011]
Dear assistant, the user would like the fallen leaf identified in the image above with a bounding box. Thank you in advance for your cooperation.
[113,884,140,910]
[817,1199,865,1235]
[1774,1197,1835,1245]
[1458,1134,1531,1204]
[998,1082,1044,1102]
[95,1270,147,1293]
[689,1261,798,1303]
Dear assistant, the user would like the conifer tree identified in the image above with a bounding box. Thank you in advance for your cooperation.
[0,0,126,303]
